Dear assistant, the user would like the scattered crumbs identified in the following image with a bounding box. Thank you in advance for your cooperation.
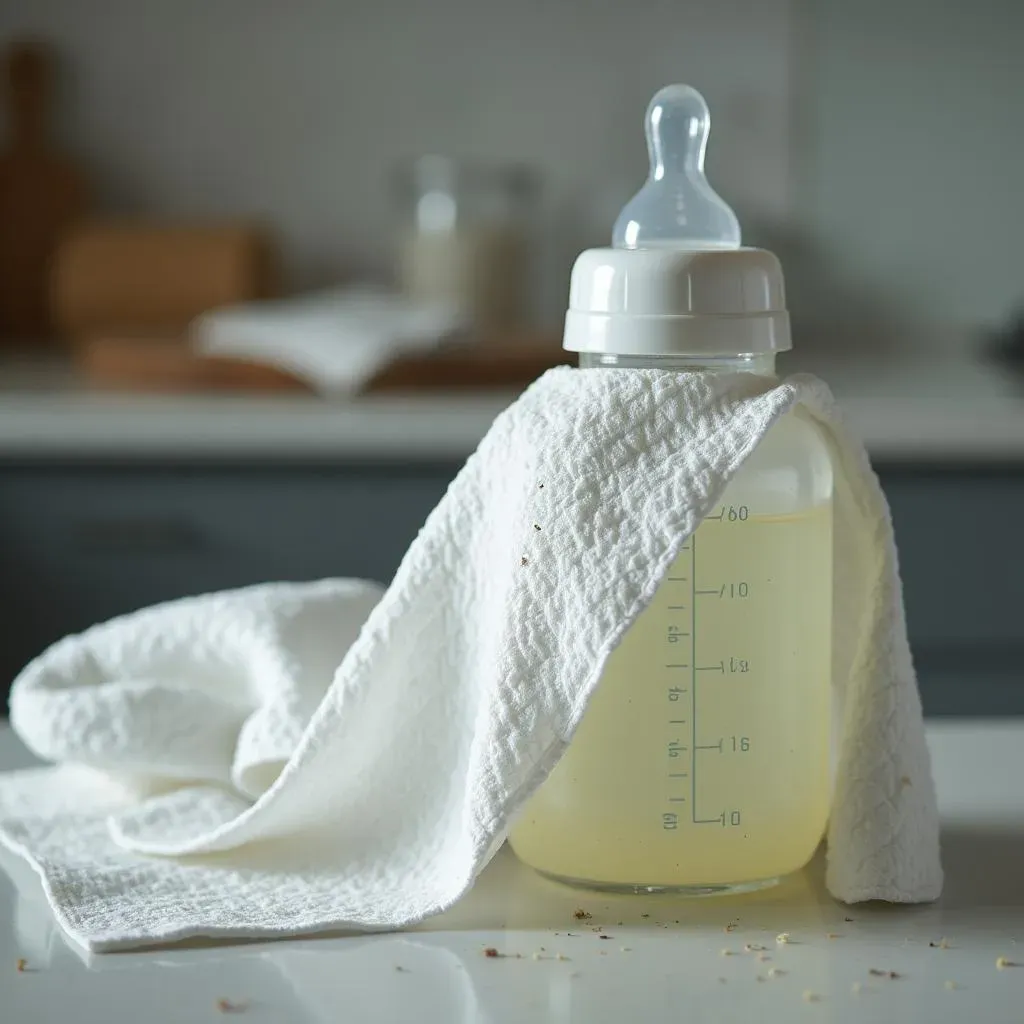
[944,980,958,991]
[216,1000,247,1015]
[802,990,819,1003]
[757,953,771,963]
[557,954,570,962]
[825,932,840,940]
[566,932,577,938]
[930,938,952,950]
[520,557,529,566]
[720,948,734,957]
[620,947,632,953]
[868,968,901,979]
[723,923,737,933]
[844,916,855,923]
[483,947,501,958]
[901,775,912,787]
[767,967,784,978]
[997,956,1018,969]
[573,909,592,921]
[850,982,863,995]
[16,958,28,973]
[394,965,409,973]
[641,913,650,919]
[598,934,612,941]
[744,942,768,952]
[533,523,542,531]
[776,933,791,945]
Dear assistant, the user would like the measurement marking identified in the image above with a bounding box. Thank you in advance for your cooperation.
[697,740,724,751]
[695,816,723,825]
[695,588,719,595]
[667,576,688,582]
[696,662,725,672]
[667,607,688,613]
[665,663,689,669]
[678,545,690,551]
[704,512,724,521]
[669,719,687,724]
[669,772,689,778]
[668,797,687,803]
[691,532,697,823]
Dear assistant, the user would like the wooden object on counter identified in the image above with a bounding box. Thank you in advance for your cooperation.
[73,332,569,394]
[75,336,308,393]
[53,223,277,338]
[364,333,571,391]
[0,40,88,344]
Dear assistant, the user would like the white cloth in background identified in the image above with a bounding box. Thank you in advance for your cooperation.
[0,367,942,952]
[193,288,464,394]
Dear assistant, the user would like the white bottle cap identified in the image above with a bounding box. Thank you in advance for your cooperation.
[564,85,790,356]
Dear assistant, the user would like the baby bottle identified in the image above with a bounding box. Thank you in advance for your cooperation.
[509,85,834,893]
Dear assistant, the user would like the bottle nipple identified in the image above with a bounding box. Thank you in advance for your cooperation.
[612,84,741,250]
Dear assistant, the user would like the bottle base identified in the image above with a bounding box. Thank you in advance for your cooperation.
[529,865,781,897]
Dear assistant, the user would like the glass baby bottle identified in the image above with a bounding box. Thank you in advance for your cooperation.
[508,85,834,894]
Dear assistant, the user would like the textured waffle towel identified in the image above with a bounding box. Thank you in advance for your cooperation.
[0,367,942,951]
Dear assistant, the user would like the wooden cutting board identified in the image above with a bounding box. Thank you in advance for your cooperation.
[74,333,571,394]
[0,41,88,343]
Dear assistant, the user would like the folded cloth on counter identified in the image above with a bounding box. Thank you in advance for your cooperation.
[192,287,465,394]
[0,367,942,952]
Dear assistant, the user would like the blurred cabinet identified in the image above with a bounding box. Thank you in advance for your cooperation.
[0,460,1020,716]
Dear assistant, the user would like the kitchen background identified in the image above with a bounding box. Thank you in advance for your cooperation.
[0,0,1021,714]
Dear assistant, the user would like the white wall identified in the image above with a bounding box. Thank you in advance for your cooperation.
[797,0,1024,338]
[0,0,793,325]
[2,0,1021,337]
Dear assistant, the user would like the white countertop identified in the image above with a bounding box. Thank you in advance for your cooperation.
[2,720,1024,1023]
[0,351,1021,462]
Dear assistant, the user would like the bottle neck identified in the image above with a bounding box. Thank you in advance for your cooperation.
[579,352,777,375]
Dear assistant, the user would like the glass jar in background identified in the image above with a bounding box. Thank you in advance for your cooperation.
[394,156,538,332]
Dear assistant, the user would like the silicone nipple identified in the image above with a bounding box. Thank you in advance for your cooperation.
[612,84,741,250]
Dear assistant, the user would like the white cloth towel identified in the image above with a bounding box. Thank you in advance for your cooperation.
[193,287,464,394]
[0,368,942,952]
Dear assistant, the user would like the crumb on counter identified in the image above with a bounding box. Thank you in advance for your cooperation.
[825,932,840,939]
[744,942,768,952]
[720,948,734,957]
[483,947,500,958]
[620,947,631,953]
[868,968,901,979]
[844,916,855,923]
[776,933,791,945]
[216,999,247,1014]
[997,956,1017,969]
[520,556,529,566]
[573,909,592,921]
[16,958,28,973]
[394,965,409,972]
[768,967,784,977]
